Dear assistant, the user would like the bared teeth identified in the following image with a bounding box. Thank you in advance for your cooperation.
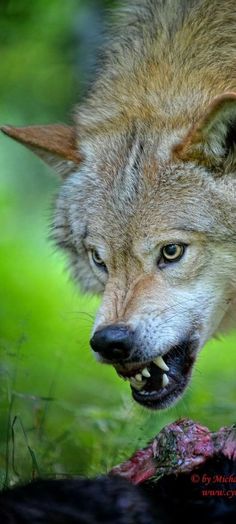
[142,367,151,378]
[129,377,146,391]
[162,373,169,388]
[153,356,169,372]
[121,357,170,393]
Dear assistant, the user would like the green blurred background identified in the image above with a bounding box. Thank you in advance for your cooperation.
[0,0,235,487]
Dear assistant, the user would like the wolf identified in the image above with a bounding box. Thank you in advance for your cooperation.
[2,0,236,410]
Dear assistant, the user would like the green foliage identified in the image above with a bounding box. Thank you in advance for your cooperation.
[0,0,235,488]
[0,0,79,119]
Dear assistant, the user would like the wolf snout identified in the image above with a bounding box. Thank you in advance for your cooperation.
[90,325,134,362]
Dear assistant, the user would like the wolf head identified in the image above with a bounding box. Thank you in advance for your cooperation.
[2,93,236,409]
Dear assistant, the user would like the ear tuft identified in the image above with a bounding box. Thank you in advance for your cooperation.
[1,124,81,178]
[174,92,236,172]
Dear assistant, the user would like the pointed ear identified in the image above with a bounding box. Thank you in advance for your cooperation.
[1,124,82,178]
[174,92,236,172]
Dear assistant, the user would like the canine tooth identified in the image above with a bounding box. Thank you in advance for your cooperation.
[162,373,169,388]
[153,356,169,372]
[135,373,143,382]
[142,368,151,378]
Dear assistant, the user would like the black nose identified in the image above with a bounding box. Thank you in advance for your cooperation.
[90,325,133,361]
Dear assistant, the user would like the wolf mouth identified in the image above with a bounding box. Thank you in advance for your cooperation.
[115,339,198,410]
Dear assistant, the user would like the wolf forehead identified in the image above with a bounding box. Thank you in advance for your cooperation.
[55,131,226,245]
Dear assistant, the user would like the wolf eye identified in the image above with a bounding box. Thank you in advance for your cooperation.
[91,250,107,271]
[161,244,185,263]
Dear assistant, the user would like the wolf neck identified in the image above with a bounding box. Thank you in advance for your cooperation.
[78,0,236,135]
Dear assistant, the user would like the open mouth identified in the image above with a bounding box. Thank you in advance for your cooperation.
[115,339,198,409]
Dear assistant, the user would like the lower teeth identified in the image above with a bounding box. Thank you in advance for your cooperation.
[130,378,147,390]
[129,367,170,392]
[137,390,151,396]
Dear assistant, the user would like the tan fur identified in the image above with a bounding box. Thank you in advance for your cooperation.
[173,93,236,168]
[1,124,81,177]
[77,0,236,135]
[2,0,236,409]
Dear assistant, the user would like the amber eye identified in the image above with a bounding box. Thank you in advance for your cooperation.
[162,244,185,262]
[91,250,107,271]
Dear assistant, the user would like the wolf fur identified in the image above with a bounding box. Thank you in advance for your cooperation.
[2,0,236,409]
[1,457,236,523]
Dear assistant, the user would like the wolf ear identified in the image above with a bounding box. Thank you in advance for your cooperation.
[174,93,236,172]
[1,124,81,178]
